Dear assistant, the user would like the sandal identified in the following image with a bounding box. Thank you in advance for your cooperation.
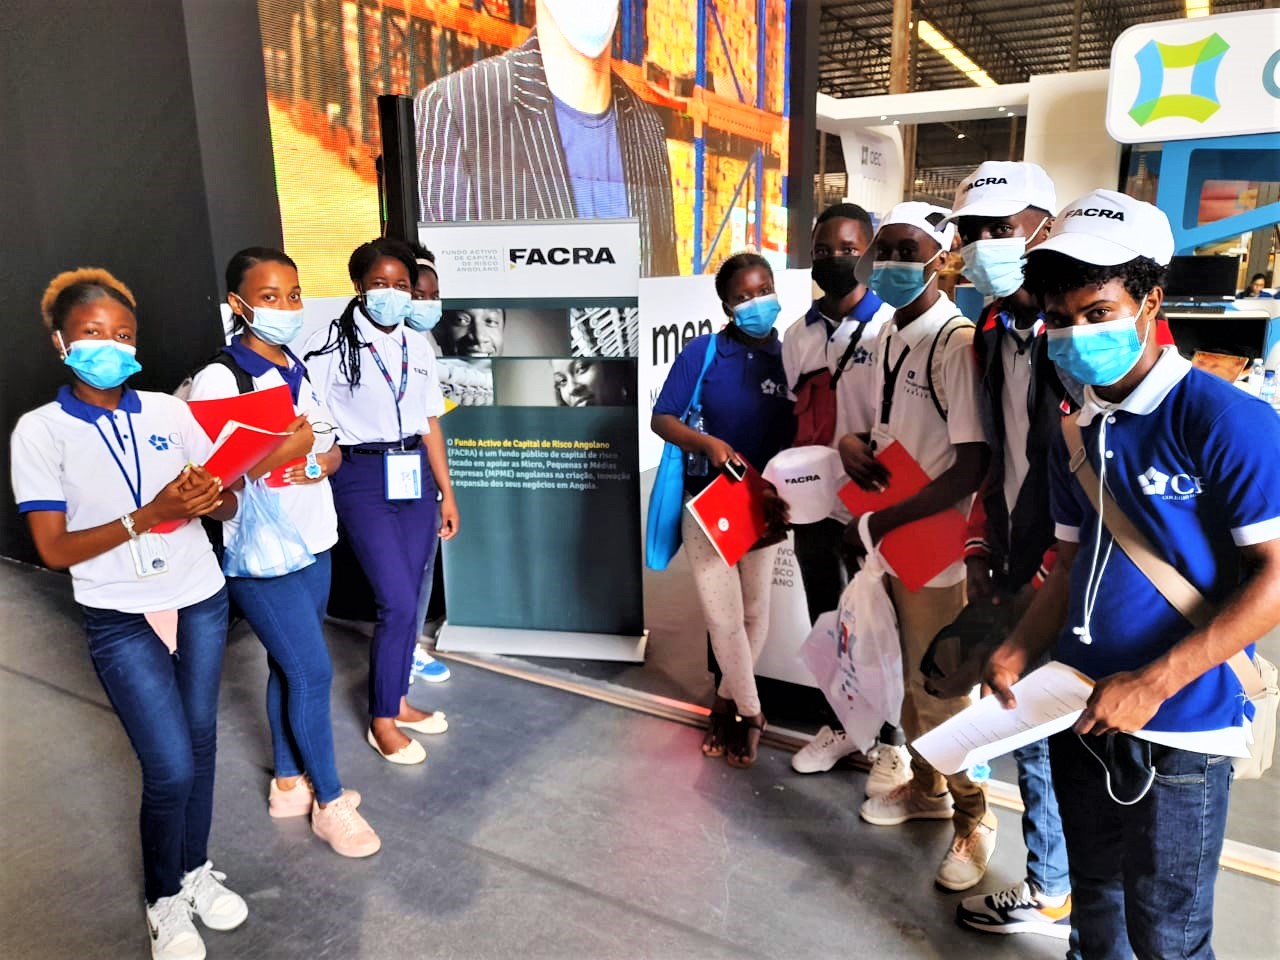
[702,697,735,758]
[726,712,767,769]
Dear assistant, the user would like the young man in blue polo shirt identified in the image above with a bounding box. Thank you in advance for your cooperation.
[985,189,1280,958]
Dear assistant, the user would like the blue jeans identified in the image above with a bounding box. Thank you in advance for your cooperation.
[81,587,229,904]
[227,550,342,804]
[1014,736,1071,897]
[1049,731,1233,959]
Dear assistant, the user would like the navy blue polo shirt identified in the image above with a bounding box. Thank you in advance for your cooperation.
[654,330,795,494]
[1049,349,1280,734]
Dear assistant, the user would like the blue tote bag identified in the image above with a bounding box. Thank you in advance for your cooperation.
[645,335,718,570]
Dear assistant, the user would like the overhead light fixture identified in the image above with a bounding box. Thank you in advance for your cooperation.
[1185,0,1211,17]
[915,178,925,185]
[880,115,888,120]
[997,106,1007,112]
[918,19,997,87]
[957,132,966,139]
[893,119,901,125]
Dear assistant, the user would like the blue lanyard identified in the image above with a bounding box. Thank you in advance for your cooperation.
[92,412,143,509]
[366,334,409,445]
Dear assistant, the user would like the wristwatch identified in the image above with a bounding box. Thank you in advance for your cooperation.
[120,512,139,539]
[304,453,322,480]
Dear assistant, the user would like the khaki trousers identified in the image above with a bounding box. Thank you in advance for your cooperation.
[889,575,988,836]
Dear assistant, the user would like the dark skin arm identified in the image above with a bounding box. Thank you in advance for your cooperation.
[841,440,989,556]
[280,445,342,485]
[247,415,315,481]
[26,465,232,570]
[651,413,744,471]
[1074,539,1280,735]
[423,419,459,540]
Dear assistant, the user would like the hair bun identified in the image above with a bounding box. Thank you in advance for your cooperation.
[41,268,136,329]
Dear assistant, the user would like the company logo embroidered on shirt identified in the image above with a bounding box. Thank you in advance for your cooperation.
[148,434,170,451]
[760,379,787,397]
[1138,465,1204,500]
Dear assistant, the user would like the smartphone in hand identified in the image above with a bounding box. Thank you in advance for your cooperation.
[722,459,746,482]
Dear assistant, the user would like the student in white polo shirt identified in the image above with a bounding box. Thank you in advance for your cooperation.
[303,238,459,766]
[783,202,910,790]
[188,247,380,859]
[987,190,1280,958]
[837,202,997,892]
[944,162,1078,946]
[10,269,246,960]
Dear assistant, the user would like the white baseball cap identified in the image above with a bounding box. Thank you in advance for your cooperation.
[944,161,1056,223]
[878,201,956,250]
[762,446,844,525]
[1031,189,1174,267]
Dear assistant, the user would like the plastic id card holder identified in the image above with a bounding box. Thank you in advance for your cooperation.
[384,449,423,501]
[128,533,170,578]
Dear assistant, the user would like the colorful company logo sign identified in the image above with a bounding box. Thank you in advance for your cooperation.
[1128,33,1229,126]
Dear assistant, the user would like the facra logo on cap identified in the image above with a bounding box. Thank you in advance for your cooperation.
[1065,207,1125,221]
[965,177,1009,191]
[1129,33,1229,127]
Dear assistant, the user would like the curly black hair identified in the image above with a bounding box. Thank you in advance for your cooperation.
[714,251,772,303]
[1023,250,1167,306]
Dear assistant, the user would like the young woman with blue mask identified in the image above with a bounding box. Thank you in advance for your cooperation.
[651,253,795,767]
[187,248,380,859]
[11,269,245,960]
[303,239,457,764]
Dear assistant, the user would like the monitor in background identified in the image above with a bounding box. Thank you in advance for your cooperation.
[1165,255,1240,302]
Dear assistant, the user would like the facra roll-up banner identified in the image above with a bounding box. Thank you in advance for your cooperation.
[426,219,647,662]
[1106,8,1280,144]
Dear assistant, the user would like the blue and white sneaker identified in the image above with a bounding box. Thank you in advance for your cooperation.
[410,644,450,684]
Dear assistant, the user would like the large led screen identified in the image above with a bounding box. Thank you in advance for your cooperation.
[259,0,792,295]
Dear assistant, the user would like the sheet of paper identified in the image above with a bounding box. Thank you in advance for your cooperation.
[912,661,1095,775]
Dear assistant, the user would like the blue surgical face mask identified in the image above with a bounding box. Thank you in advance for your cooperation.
[731,293,782,337]
[361,288,411,329]
[541,0,620,58]
[1046,311,1150,387]
[960,237,1028,298]
[406,298,443,333]
[61,337,142,389]
[869,252,941,308]
[235,295,304,346]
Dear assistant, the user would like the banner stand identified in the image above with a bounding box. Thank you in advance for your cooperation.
[437,624,648,664]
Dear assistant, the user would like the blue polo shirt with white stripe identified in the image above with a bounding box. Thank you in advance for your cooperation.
[1049,348,1280,735]
[654,328,795,494]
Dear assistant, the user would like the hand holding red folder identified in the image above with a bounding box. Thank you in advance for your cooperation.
[685,465,771,567]
[838,441,967,592]
[187,385,303,487]
[202,420,291,487]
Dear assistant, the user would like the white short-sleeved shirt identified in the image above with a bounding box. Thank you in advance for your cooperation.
[187,354,339,556]
[11,387,225,612]
[861,292,985,586]
[784,297,893,524]
[303,312,445,445]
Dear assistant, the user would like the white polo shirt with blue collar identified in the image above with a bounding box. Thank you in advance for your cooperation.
[11,387,225,613]
[1049,346,1280,755]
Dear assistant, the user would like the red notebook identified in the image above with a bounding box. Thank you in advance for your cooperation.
[187,384,300,487]
[837,441,967,592]
[202,421,291,487]
[685,465,769,567]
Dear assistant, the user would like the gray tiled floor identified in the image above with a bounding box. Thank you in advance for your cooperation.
[1,561,1277,959]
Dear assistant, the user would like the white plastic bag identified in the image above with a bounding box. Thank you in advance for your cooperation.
[798,516,902,753]
[222,478,315,579]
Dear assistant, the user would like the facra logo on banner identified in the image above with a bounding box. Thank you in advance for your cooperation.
[508,247,618,268]
[1129,33,1229,127]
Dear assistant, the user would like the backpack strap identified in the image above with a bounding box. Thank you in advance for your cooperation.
[209,350,256,395]
[925,315,972,419]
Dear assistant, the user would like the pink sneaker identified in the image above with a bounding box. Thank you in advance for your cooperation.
[269,778,360,818]
[311,791,381,858]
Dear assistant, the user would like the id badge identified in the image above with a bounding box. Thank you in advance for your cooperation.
[384,449,423,501]
[129,533,170,578]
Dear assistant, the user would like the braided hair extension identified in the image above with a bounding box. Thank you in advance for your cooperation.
[302,238,418,388]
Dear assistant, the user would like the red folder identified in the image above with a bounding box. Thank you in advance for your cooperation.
[202,421,291,487]
[685,465,769,567]
[187,384,300,487]
[837,441,967,592]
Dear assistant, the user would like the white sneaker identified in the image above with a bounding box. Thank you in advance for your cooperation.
[860,782,954,826]
[936,818,998,891]
[957,879,1072,939]
[180,861,248,931]
[791,725,858,773]
[865,741,911,798]
[146,894,205,960]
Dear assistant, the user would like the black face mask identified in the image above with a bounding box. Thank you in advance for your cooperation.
[811,255,861,300]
